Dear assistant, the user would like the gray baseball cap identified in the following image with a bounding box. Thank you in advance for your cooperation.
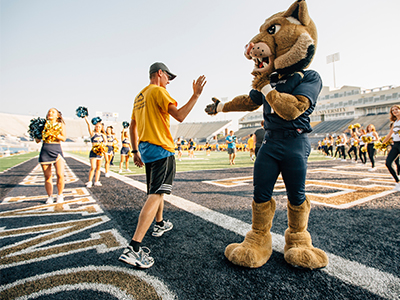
[149,62,177,80]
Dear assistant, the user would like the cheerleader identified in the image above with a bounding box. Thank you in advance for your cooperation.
[176,137,183,161]
[119,130,131,173]
[36,108,66,204]
[188,138,195,159]
[358,129,367,164]
[338,133,347,161]
[104,126,115,177]
[205,141,212,156]
[333,136,342,159]
[326,135,334,157]
[347,131,359,162]
[365,124,380,171]
[84,116,106,187]
[382,105,400,191]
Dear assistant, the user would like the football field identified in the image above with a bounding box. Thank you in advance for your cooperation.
[0,152,399,299]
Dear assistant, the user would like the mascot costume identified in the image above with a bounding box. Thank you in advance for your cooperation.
[205,0,329,269]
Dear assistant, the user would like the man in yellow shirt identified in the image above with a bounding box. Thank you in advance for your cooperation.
[248,133,255,161]
[119,62,206,268]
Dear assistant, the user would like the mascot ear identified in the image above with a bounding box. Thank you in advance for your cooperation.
[283,0,311,26]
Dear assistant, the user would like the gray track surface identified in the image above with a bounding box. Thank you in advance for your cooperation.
[0,156,399,299]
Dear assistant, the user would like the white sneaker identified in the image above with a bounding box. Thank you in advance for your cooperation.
[126,169,131,172]
[46,196,54,204]
[94,181,102,187]
[368,168,376,172]
[105,172,110,178]
[119,169,122,173]
[56,194,64,203]
[86,181,93,188]
[394,182,400,192]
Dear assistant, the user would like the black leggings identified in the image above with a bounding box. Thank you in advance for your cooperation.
[385,142,400,182]
[367,143,376,168]
[348,146,358,160]
[359,146,367,163]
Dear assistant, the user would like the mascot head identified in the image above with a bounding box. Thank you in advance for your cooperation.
[245,0,317,88]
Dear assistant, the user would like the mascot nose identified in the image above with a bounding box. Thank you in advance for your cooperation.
[244,42,255,58]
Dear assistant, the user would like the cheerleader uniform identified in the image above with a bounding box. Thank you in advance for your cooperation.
[120,138,130,156]
[385,120,400,183]
[366,131,377,168]
[39,122,64,164]
[106,135,115,155]
[347,137,358,161]
[359,134,367,164]
[89,133,105,160]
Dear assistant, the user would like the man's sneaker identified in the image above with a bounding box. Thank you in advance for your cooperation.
[94,181,102,187]
[119,246,154,268]
[56,194,64,203]
[152,220,173,237]
[85,181,93,188]
[46,196,54,204]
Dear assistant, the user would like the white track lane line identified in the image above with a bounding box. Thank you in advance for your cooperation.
[69,154,400,300]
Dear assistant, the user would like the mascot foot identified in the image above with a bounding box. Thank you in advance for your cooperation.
[284,197,328,270]
[225,199,276,268]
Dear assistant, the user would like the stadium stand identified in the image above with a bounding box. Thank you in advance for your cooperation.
[172,120,232,142]
[311,118,354,134]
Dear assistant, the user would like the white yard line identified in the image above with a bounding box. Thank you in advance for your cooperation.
[68,154,400,300]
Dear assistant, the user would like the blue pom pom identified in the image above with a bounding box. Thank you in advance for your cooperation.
[122,121,129,129]
[91,117,102,125]
[27,117,46,139]
[76,106,88,118]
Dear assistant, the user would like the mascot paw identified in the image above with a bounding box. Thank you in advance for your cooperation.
[205,97,224,115]
[224,231,272,268]
[284,246,328,270]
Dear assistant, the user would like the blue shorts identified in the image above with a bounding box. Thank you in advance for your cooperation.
[120,146,130,155]
[253,131,310,206]
[106,145,113,154]
[39,143,64,164]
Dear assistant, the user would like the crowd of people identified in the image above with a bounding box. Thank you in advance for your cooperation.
[316,105,400,190]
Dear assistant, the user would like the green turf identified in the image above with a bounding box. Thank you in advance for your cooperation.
[68,150,332,175]
[0,152,39,172]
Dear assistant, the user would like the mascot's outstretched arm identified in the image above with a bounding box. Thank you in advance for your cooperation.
[205,95,260,115]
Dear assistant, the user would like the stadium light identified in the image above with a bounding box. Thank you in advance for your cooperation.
[326,52,340,89]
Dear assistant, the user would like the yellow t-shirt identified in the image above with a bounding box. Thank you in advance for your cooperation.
[247,137,255,149]
[131,84,177,152]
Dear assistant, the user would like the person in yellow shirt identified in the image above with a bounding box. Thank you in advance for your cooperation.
[248,133,255,161]
[119,62,206,268]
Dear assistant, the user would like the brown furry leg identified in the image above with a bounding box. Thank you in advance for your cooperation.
[225,198,276,268]
[284,196,328,269]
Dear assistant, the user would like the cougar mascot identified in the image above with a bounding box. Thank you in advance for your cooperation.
[205,0,328,269]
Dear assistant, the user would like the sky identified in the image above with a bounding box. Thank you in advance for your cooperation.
[2,0,400,130]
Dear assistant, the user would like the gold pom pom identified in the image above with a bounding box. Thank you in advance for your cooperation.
[92,143,107,155]
[361,146,367,152]
[42,121,62,143]
[348,124,354,130]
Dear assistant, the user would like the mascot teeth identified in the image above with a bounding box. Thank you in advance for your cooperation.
[254,57,269,69]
